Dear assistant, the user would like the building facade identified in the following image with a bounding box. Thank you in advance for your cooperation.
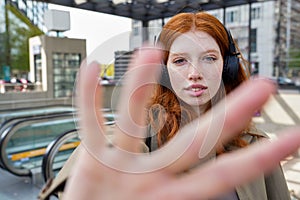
[0,0,47,80]
[114,50,133,83]
[29,35,86,98]
[209,1,278,78]
[129,0,300,79]
[277,0,300,76]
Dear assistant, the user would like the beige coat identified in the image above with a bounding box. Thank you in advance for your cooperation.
[235,129,291,200]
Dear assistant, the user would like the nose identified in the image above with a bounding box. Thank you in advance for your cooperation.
[188,65,202,81]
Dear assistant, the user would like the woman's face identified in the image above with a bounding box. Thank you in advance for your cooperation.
[167,31,223,108]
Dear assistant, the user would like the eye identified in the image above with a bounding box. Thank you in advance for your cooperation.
[172,57,188,66]
[202,55,217,63]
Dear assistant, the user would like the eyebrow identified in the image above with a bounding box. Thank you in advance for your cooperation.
[169,49,220,57]
[169,52,188,57]
[205,49,220,54]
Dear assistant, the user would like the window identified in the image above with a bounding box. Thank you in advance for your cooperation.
[226,10,238,23]
[251,62,259,75]
[34,54,42,83]
[251,7,260,20]
[17,0,27,14]
[132,20,140,36]
[250,28,257,53]
[52,53,81,98]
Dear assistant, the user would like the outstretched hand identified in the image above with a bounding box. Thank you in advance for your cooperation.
[63,46,300,200]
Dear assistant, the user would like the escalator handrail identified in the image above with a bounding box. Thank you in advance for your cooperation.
[0,105,74,125]
[42,120,115,183]
[0,113,76,177]
[0,111,75,133]
[42,129,79,182]
[0,104,73,114]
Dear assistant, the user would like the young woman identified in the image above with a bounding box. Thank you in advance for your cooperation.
[59,12,300,200]
[146,12,291,199]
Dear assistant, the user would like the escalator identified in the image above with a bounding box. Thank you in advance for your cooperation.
[0,107,115,179]
[41,116,115,184]
[0,105,75,169]
[0,113,77,177]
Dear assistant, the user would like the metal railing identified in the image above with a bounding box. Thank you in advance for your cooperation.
[0,113,76,176]
[42,129,79,182]
[41,119,115,183]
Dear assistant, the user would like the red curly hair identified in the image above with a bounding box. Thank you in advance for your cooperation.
[147,12,252,150]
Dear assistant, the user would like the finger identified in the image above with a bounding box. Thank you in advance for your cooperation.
[76,60,106,150]
[73,49,163,173]
[63,146,110,199]
[113,45,162,152]
[139,79,276,173]
[165,127,300,200]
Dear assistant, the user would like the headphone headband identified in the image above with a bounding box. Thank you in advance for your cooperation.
[225,29,240,57]
[222,27,240,82]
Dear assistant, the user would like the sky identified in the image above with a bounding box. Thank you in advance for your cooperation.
[48,4,132,64]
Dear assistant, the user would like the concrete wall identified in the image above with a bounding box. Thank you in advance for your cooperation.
[0,84,119,111]
[0,92,72,110]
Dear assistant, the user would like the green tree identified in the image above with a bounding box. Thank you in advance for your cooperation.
[289,48,300,68]
[5,4,43,75]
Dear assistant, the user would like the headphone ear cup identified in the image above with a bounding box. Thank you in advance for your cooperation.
[223,55,239,82]
[159,65,172,90]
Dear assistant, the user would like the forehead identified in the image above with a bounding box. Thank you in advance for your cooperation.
[169,31,221,54]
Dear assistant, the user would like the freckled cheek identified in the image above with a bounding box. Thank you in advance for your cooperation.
[202,69,223,91]
[202,69,222,81]
[202,64,223,80]
[168,69,187,86]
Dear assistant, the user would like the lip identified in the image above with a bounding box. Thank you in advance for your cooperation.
[184,84,208,97]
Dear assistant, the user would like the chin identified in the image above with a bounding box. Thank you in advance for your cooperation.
[181,98,208,108]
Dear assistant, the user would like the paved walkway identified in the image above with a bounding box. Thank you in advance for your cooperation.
[0,168,44,200]
[253,89,300,198]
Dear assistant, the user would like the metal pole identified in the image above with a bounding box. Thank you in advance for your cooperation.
[248,2,252,64]
[223,6,226,25]
[275,0,282,77]
[142,20,149,42]
[4,0,11,67]
[286,0,291,72]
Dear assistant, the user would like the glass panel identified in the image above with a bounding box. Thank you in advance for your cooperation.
[52,52,81,98]
[5,116,76,173]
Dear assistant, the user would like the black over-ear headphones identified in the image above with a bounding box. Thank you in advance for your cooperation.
[155,26,240,88]
[222,28,240,83]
